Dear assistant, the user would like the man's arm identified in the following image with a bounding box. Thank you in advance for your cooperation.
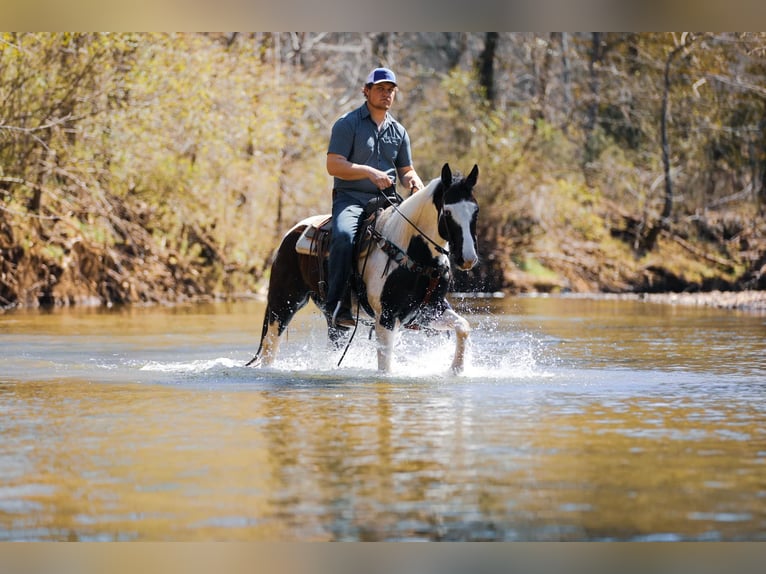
[398,166,424,195]
[327,153,394,190]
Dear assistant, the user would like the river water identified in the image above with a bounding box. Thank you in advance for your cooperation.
[1,296,764,541]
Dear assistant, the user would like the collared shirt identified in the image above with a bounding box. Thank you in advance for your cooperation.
[327,102,413,194]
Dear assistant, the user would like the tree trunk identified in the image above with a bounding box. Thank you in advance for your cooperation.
[642,34,693,253]
[759,116,766,214]
[530,34,553,130]
[660,45,682,222]
[583,33,603,169]
[560,32,572,132]
[444,32,467,70]
[477,32,499,106]
[373,33,391,65]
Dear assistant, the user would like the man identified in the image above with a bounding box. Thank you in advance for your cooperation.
[326,67,424,328]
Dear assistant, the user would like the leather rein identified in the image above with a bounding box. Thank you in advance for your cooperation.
[364,186,453,305]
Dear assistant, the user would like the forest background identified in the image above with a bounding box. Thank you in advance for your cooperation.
[1,32,765,309]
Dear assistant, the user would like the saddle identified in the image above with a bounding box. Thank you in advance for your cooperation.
[293,196,395,309]
[292,194,441,331]
[294,195,395,259]
[294,214,333,258]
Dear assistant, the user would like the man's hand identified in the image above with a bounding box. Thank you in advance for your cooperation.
[405,172,424,193]
[368,168,394,190]
[327,154,392,190]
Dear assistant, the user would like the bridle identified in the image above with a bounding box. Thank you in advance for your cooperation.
[377,184,451,258]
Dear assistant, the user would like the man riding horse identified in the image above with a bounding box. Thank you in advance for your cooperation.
[245,66,480,373]
[325,67,424,328]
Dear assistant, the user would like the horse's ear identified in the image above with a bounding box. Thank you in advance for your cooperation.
[467,164,479,188]
[441,163,452,187]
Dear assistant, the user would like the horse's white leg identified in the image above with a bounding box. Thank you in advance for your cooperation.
[451,316,470,374]
[258,322,282,366]
[375,322,396,373]
[429,309,471,374]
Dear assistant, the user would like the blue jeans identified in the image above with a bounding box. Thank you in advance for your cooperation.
[326,189,371,309]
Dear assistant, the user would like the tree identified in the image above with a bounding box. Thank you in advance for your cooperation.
[641,33,696,253]
[476,32,499,106]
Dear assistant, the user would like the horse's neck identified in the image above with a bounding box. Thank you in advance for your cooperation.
[382,180,444,253]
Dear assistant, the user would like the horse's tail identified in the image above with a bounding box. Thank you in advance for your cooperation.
[244,304,272,367]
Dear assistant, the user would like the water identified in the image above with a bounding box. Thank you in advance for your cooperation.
[1,296,765,541]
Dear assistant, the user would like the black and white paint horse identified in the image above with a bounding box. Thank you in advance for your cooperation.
[247,163,479,373]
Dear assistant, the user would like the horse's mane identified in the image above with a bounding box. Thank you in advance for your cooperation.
[399,177,440,215]
[379,177,443,248]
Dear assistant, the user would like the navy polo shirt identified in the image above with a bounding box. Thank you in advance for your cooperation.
[327,102,413,194]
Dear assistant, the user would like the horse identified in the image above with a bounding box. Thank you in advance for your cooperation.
[246,163,479,373]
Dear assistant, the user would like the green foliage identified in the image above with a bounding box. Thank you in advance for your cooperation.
[520,256,558,280]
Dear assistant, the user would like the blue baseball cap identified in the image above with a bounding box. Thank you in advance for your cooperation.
[366,67,397,86]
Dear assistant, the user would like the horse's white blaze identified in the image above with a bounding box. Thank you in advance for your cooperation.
[444,201,478,269]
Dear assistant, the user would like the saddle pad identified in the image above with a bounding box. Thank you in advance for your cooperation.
[294,214,332,256]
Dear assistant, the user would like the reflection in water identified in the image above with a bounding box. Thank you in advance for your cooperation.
[1,298,765,540]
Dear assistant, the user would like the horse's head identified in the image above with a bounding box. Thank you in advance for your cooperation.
[434,163,479,271]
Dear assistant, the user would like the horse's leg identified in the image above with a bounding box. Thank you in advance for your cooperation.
[250,293,310,366]
[256,313,282,366]
[375,322,397,372]
[247,231,311,367]
[427,308,471,374]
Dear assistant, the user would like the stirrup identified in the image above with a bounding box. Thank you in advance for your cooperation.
[331,301,356,329]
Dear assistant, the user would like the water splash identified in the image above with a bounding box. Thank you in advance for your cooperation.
[239,322,555,381]
[139,357,242,373]
[125,317,557,384]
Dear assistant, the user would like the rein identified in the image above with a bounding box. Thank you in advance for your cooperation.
[378,185,450,257]
[369,184,452,309]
